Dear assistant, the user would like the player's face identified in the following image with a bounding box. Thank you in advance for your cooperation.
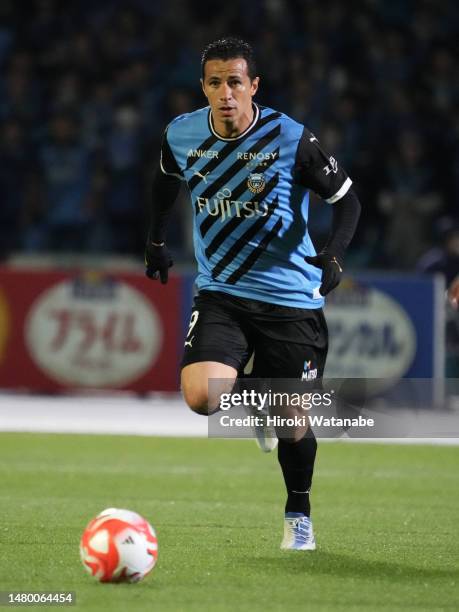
[201,58,259,136]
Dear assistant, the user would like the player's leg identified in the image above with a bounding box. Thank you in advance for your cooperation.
[180,291,251,415]
[251,309,328,550]
[253,341,324,510]
[275,346,321,551]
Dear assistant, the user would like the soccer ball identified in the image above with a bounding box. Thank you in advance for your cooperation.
[80,507,158,583]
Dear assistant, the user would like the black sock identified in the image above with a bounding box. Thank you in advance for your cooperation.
[278,430,317,517]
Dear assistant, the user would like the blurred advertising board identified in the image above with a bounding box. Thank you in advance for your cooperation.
[324,274,445,404]
[0,267,181,392]
[0,268,446,399]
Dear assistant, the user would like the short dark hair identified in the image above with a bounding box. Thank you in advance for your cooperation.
[201,37,257,80]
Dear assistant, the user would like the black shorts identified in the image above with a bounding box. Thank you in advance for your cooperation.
[181,290,328,378]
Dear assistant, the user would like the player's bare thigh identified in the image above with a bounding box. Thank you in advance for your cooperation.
[181,361,237,415]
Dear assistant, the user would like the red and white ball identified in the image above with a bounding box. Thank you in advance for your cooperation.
[80,508,158,583]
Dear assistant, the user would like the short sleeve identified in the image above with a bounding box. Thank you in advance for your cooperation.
[294,127,352,203]
[159,128,186,181]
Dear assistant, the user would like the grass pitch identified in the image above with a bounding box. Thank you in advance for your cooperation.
[0,433,458,611]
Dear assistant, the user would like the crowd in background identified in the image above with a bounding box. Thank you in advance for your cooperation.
[0,0,458,274]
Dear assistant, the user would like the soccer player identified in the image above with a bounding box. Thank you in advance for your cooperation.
[145,38,361,550]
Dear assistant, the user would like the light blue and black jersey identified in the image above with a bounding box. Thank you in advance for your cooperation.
[160,103,352,308]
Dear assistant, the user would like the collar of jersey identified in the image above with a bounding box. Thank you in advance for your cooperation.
[208,103,260,142]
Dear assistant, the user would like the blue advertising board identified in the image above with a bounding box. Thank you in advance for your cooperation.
[180,272,445,402]
[324,274,445,405]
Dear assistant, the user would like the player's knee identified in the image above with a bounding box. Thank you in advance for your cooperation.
[181,363,234,415]
[182,387,211,415]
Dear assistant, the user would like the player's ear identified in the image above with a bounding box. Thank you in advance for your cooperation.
[200,78,207,98]
[250,77,259,97]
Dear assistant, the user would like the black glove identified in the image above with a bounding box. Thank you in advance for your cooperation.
[145,241,173,284]
[304,253,343,296]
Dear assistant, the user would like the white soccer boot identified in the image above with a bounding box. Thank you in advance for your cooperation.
[280,512,316,551]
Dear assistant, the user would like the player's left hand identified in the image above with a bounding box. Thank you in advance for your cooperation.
[304,253,343,296]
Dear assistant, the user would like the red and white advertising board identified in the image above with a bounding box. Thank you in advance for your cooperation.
[0,267,181,392]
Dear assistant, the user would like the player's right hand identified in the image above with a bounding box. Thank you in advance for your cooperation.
[145,242,173,284]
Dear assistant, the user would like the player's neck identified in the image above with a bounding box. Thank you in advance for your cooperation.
[212,104,255,138]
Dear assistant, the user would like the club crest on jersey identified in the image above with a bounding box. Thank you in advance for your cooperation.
[247,173,266,194]
[301,360,318,381]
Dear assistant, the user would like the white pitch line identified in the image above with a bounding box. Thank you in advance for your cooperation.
[0,393,207,437]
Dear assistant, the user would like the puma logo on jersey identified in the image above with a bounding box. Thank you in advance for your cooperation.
[194,170,210,183]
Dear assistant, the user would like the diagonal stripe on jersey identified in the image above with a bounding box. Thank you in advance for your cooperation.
[188,112,281,191]
[204,173,279,258]
[194,124,280,202]
[199,147,280,238]
[192,125,280,218]
[211,196,279,280]
[225,216,283,284]
[185,134,219,169]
